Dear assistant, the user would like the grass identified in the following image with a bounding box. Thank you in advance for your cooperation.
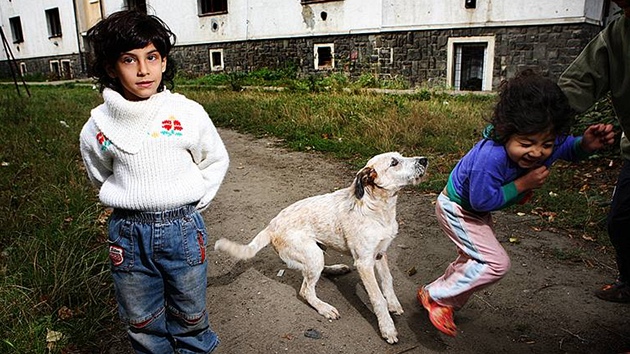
[0,70,620,351]
[0,84,115,353]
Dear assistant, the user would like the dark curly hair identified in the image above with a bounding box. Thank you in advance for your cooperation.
[86,10,177,93]
[485,69,575,143]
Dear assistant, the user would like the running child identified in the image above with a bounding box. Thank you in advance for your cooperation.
[418,70,614,337]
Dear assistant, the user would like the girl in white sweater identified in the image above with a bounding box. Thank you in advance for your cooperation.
[79,10,228,353]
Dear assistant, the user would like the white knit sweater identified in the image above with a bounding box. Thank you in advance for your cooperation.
[79,88,229,212]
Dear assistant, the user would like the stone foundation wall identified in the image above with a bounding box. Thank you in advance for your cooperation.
[0,53,84,81]
[171,22,602,89]
[1,23,601,89]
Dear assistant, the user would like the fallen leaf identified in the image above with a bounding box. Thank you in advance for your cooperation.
[46,329,63,341]
[58,306,73,320]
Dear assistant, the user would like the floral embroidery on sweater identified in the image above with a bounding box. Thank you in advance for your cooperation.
[161,116,183,137]
[96,132,111,151]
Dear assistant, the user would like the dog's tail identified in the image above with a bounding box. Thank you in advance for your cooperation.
[214,229,272,260]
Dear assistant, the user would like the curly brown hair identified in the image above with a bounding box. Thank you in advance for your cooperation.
[86,10,177,94]
[486,69,575,143]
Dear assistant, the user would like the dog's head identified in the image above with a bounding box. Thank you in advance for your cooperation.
[353,152,428,199]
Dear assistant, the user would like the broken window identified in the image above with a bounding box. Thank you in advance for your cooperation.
[314,44,334,70]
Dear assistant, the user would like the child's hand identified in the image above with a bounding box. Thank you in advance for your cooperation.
[581,124,615,152]
[514,166,549,193]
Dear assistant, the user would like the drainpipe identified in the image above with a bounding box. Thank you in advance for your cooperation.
[71,0,85,75]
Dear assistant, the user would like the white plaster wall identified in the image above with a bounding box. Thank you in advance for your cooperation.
[142,0,605,45]
[0,0,609,61]
[0,0,80,60]
[383,0,603,30]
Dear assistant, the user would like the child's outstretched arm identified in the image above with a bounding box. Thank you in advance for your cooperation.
[581,124,615,152]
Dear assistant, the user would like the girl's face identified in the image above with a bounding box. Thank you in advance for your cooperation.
[108,42,166,101]
[504,131,555,169]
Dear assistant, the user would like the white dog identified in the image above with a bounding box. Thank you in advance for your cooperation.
[215,152,428,344]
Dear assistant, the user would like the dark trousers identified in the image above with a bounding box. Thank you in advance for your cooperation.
[608,159,630,283]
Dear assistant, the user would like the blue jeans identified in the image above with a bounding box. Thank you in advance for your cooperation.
[107,204,219,354]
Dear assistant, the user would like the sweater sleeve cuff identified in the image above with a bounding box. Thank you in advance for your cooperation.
[502,182,519,204]
[573,136,592,160]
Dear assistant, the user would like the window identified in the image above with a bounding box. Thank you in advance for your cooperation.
[209,49,224,71]
[314,44,334,70]
[61,60,72,79]
[125,0,147,13]
[446,36,495,91]
[9,17,24,43]
[301,0,343,4]
[200,0,228,15]
[50,60,61,79]
[46,8,62,38]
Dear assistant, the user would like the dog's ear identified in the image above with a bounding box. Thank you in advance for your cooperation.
[354,167,377,199]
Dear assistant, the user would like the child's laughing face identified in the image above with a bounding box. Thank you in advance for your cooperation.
[505,131,556,169]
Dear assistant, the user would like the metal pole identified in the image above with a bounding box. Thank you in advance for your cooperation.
[0,26,30,97]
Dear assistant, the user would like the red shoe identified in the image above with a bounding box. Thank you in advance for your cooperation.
[417,287,457,337]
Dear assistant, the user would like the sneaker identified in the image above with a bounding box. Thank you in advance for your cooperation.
[595,280,630,303]
[417,287,457,336]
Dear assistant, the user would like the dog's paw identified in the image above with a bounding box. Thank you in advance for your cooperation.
[378,316,398,344]
[382,329,399,344]
[317,303,340,320]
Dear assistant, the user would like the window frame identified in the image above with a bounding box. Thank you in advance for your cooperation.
[199,0,228,15]
[124,0,147,13]
[61,60,72,79]
[301,0,343,4]
[9,16,24,43]
[49,60,61,79]
[446,36,495,91]
[209,49,224,71]
[45,8,63,38]
[314,43,335,70]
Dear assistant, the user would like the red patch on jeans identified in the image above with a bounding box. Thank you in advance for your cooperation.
[197,232,206,263]
[109,245,124,266]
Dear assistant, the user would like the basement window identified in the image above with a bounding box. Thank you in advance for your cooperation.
[50,60,61,79]
[447,36,495,91]
[210,49,224,71]
[314,44,334,70]
[61,60,72,79]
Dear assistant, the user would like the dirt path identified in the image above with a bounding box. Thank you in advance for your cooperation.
[115,128,630,353]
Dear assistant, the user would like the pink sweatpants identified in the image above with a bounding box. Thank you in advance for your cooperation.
[426,193,511,309]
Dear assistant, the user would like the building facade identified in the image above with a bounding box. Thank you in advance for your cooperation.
[0,0,621,90]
